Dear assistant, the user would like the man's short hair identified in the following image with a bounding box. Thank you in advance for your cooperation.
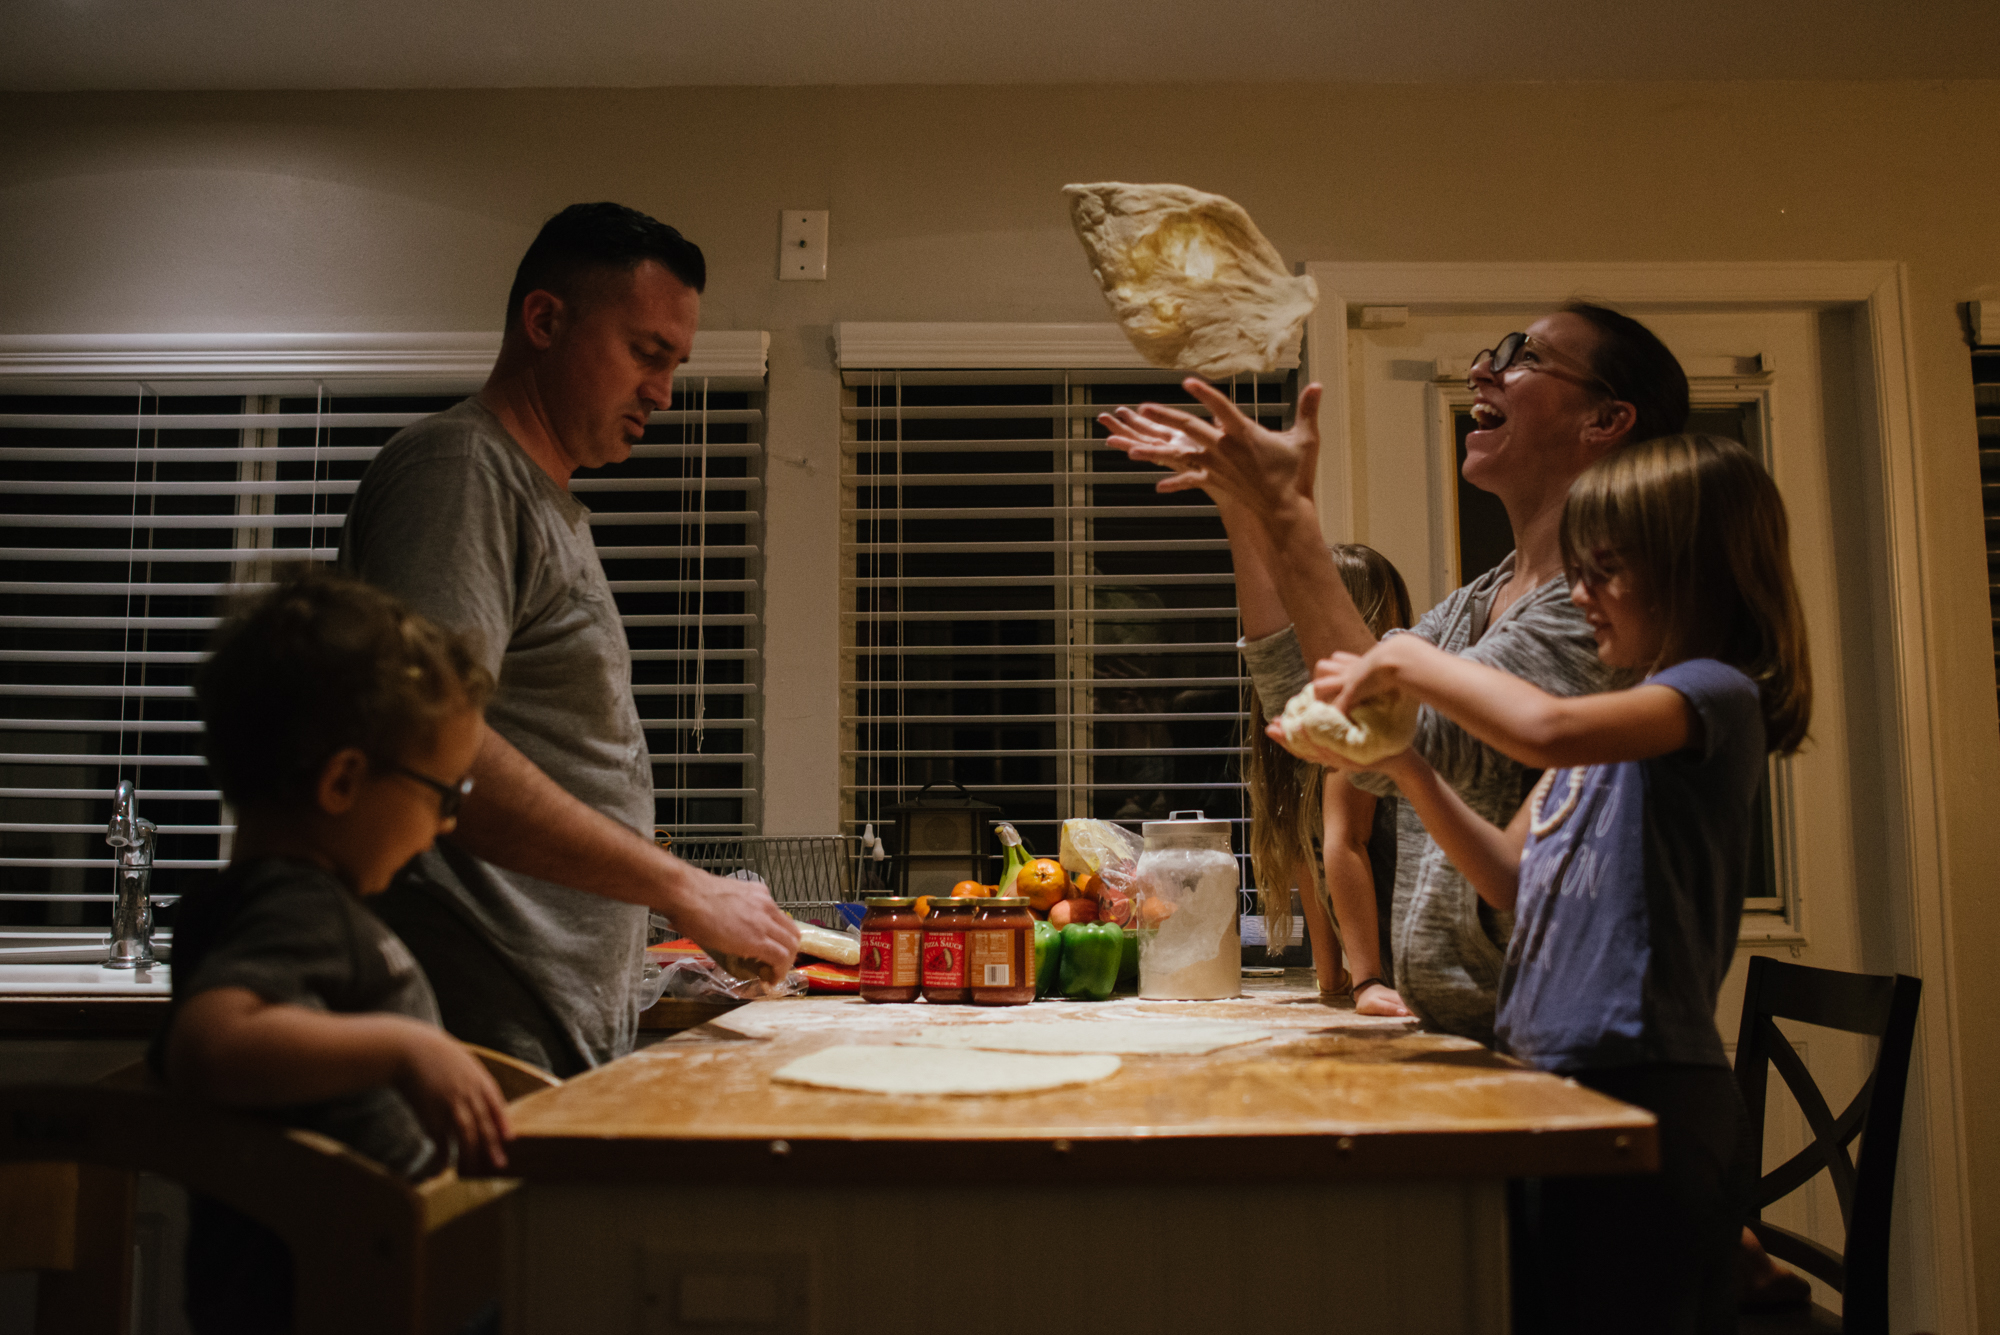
[196,566,494,811]
[504,202,707,329]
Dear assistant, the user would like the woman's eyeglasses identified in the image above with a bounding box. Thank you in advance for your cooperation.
[392,765,475,820]
[1470,332,1620,399]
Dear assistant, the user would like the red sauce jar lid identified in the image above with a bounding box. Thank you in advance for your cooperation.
[863,896,916,908]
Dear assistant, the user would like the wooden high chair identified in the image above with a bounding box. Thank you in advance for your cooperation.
[0,1044,557,1335]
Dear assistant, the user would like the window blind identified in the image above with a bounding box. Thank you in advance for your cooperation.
[837,350,1290,888]
[0,340,766,947]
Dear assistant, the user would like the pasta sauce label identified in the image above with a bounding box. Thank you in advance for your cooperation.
[969,929,1014,988]
[921,930,967,990]
[859,928,920,987]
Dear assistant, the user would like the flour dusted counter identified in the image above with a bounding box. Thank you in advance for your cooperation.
[501,979,1655,1335]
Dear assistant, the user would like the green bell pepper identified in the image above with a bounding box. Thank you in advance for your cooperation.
[1034,919,1062,998]
[1059,921,1123,1001]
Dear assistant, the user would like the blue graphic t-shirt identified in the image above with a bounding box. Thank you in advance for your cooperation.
[1496,658,1766,1072]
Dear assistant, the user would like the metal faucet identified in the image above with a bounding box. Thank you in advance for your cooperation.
[104,779,157,969]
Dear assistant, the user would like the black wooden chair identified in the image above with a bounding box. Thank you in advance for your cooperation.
[1734,955,1922,1335]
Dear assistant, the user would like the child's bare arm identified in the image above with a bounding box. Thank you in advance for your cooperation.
[1320,780,1412,1016]
[1295,857,1343,999]
[167,988,512,1171]
[1318,636,1693,768]
[1375,750,1531,913]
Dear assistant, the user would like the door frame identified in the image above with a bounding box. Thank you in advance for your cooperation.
[1302,260,1971,1333]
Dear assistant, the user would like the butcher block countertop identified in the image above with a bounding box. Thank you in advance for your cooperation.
[504,978,1657,1187]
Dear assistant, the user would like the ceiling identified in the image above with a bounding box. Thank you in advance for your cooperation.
[4,0,1998,90]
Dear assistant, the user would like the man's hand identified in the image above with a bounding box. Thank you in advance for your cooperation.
[661,862,802,984]
[448,725,800,980]
[1100,380,1322,514]
[391,1025,514,1174]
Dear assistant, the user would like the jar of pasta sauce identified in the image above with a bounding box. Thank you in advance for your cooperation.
[967,896,1036,1006]
[858,897,922,1004]
[920,897,977,1003]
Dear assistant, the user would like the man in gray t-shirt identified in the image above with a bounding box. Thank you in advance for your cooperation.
[340,204,799,1074]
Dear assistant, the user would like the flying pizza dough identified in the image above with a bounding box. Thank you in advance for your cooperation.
[1275,681,1420,767]
[1064,182,1318,380]
[772,1044,1120,1096]
[897,1020,1272,1057]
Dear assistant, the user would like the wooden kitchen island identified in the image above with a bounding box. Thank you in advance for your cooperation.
[502,979,1655,1335]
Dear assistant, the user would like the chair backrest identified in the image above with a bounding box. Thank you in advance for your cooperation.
[466,1042,563,1102]
[2,1044,559,1335]
[1732,954,1921,1335]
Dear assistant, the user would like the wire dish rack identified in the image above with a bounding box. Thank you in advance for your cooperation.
[656,833,861,931]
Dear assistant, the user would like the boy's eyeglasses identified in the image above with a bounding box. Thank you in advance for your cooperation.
[393,765,475,820]
[1470,332,1621,399]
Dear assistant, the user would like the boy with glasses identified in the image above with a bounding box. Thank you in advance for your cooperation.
[157,569,512,1334]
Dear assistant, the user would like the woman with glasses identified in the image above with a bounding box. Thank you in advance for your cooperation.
[1101,302,1688,1044]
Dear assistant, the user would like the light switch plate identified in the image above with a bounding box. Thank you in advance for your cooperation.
[779,210,828,281]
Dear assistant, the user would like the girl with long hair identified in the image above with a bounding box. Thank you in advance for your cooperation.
[1247,544,1413,1014]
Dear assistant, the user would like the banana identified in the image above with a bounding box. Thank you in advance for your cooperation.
[996,822,1031,896]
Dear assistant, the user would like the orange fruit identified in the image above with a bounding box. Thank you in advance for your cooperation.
[1074,871,1104,903]
[1014,858,1069,913]
[913,895,934,919]
[951,880,992,899]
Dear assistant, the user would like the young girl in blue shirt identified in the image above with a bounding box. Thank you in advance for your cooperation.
[1311,433,1812,1335]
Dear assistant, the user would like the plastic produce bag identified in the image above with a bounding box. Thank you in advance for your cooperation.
[656,954,808,1002]
[1060,818,1144,925]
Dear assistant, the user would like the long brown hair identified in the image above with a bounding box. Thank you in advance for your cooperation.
[1559,433,1812,754]
[1247,545,1412,954]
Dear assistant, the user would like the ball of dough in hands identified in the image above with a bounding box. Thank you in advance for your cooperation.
[1275,680,1420,767]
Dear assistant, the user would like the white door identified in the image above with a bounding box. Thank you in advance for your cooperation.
[1336,304,1889,1313]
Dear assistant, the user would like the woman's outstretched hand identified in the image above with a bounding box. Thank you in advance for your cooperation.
[1098,380,1323,512]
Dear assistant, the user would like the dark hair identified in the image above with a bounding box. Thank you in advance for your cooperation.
[1561,301,1690,445]
[196,567,496,810]
[1560,434,1812,754]
[504,202,707,328]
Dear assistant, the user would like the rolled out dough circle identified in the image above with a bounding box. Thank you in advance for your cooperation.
[896,1021,1272,1057]
[771,1044,1120,1096]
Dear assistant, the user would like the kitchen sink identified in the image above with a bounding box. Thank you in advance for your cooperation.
[0,962,171,995]
[0,932,172,993]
